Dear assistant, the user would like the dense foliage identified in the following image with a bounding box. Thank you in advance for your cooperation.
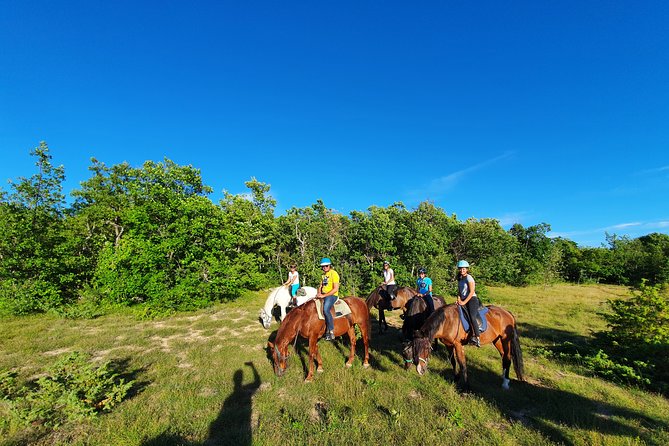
[1,143,668,315]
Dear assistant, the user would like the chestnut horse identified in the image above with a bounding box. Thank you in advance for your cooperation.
[407,304,525,389]
[267,296,371,382]
[365,286,419,332]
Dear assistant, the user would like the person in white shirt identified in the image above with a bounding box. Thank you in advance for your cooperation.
[283,264,300,301]
[382,260,397,302]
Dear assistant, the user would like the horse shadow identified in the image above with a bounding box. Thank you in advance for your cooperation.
[141,362,261,446]
[464,367,668,445]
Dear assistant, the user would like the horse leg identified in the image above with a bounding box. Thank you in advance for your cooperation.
[453,342,468,389]
[379,308,386,332]
[280,304,287,321]
[315,337,324,374]
[305,336,321,382]
[492,337,512,389]
[361,320,370,368]
[345,325,356,368]
[446,344,457,380]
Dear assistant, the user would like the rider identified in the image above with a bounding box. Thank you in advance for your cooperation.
[381,260,397,303]
[416,267,435,316]
[456,260,481,347]
[316,257,340,341]
[283,263,300,305]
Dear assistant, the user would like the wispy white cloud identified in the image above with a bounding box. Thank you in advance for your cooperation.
[408,151,515,201]
[494,211,532,227]
[607,222,641,230]
[550,219,669,245]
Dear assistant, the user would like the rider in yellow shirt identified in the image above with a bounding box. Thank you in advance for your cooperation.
[316,257,340,341]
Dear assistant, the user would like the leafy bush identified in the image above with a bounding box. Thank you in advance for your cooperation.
[581,350,651,387]
[0,278,62,316]
[599,281,669,393]
[3,352,134,428]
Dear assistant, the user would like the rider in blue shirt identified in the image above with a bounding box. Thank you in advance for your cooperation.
[416,267,435,316]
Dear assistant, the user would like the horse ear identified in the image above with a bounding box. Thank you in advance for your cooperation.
[267,341,274,349]
[413,330,421,339]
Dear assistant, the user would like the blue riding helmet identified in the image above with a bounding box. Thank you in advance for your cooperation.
[457,260,470,268]
[418,267,426,274]
[319,257,332,266]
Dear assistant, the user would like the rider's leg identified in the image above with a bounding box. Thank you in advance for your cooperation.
[424,293,435,316]
[465,297,481,346]
[323,295,337,340]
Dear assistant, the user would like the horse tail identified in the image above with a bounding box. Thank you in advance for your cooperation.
[511,323,525,382]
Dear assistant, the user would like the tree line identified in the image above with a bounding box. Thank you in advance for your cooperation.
[1,142,668,315]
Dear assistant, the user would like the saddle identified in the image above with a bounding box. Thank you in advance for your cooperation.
[292,288,312,306]
[315,298,352,320]
[458,304,489,334]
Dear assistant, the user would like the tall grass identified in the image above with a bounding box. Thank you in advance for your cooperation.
[1,284,668,445]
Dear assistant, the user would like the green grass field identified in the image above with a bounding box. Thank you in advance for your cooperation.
[1,284,668,445]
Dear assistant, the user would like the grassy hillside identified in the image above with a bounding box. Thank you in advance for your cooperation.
[1,284,668,445]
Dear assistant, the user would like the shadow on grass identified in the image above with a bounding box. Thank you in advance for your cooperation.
[465,367,669,445]
[141,362,261,446]
[519,322,600,353]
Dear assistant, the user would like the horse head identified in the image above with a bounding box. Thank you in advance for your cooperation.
[259,308,272,329]
[412,332,433,376]
[267,341,289,377]
[401,341,414,370]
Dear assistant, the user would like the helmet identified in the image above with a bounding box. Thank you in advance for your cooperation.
[319,257,332,266]
[457,260,470,268]
[418,267,426,274]
[383,260,390,265]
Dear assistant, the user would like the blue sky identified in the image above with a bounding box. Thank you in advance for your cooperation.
[1,1,668,247]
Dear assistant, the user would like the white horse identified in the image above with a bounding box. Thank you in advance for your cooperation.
[259,286,318,329]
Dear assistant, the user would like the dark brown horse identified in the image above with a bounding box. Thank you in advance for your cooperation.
[400,294,447,340]
[365,286,419,332]
[407,304,525,389]
[267,296,371,382]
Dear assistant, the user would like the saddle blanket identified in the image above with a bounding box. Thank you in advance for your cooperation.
[316,298,352,320]
[458,305,489,333]
[293,287,316,306]
[294,294,312,306]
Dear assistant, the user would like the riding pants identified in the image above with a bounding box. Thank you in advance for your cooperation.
[290,284,299,297]
[423,293,435,316]
[463,296,481,337]
[323,295,337,333]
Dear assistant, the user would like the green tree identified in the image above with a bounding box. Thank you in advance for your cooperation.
[0,142,70,314]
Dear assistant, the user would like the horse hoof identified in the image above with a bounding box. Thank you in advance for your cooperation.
[305,376,314,383]
[363,363,370,369]
[345,363,353,368]
[317,367,324,373]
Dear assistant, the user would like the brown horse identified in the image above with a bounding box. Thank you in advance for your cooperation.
[407,304,525,389]
[400,294,447,340]
[365,286,419,332]
[267,296,371,382]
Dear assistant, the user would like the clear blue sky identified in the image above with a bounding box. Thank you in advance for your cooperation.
[1,1,668,247]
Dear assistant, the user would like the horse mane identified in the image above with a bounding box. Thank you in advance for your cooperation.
[274,300,306,343]
[418,305,449,339]
[365,286,382,309]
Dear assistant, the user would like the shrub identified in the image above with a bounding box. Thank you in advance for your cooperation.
[3,352,134,428]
